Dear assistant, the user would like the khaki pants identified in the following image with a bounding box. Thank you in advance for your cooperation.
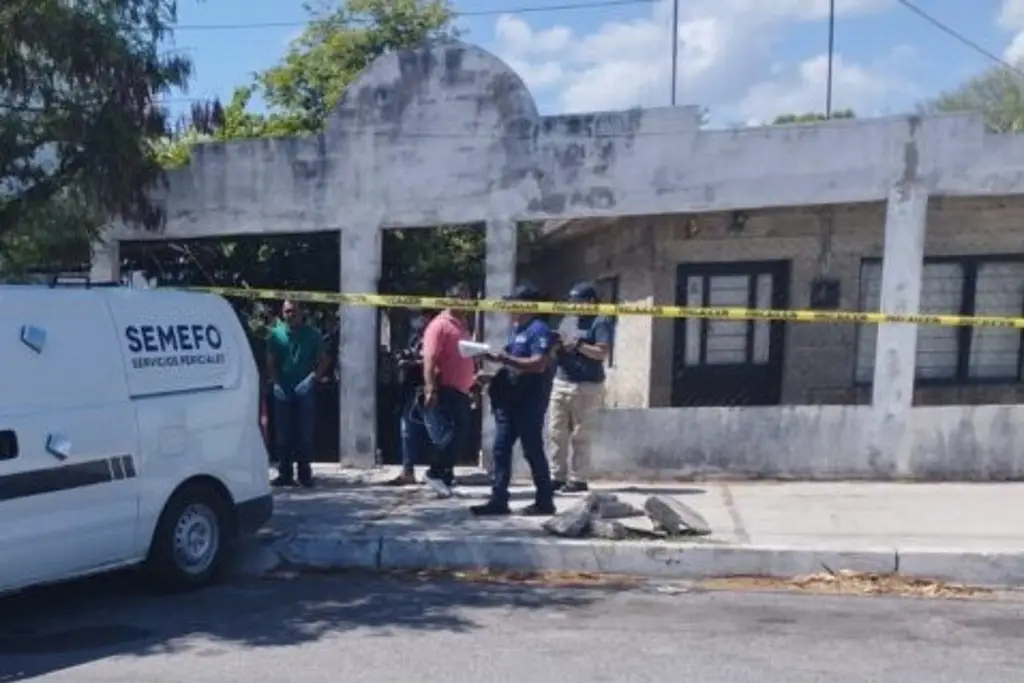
[547,377,605,482]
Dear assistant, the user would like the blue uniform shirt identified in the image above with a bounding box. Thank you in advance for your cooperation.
[555,315,614,384]
[504,317,554,400]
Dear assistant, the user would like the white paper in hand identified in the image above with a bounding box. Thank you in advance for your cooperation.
[458,340,491,358]
[558,316,579,345]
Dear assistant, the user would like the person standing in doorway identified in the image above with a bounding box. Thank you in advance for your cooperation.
[386,309,435,486]
[549,282,613,493]
[472,283,557,517]
[420,284,476,498]
[266,300,329,488]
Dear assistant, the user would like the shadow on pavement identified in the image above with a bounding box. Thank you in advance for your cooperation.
[0,567,608,681]
[264,483,570,538]
[267,480,709,540]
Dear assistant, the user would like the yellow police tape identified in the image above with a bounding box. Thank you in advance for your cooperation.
[185,285,1024,329]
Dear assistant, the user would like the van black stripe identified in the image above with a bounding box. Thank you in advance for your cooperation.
[0,456,135,502]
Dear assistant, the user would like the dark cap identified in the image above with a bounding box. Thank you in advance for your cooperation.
[504,282,541,302]
[568,281,599,302]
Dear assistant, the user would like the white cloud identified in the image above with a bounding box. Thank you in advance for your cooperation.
[999,0,1024,30]
[495,14,571,54]
[1000,0,1024,62]
[490,0,904,122]
[1007,34,1024,63]
[503,57,566,89]
[737,53,899,123]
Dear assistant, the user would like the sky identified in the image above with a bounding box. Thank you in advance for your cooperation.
[163,0,1024,127]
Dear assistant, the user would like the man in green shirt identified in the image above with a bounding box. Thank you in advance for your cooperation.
[266,300,328,487]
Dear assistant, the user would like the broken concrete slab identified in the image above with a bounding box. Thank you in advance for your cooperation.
[644,496,712,536]
[590,519,628,540]
[564,491,640,518]
[580,491,611,513]
[542,502,593,538]
[596,498,644,520]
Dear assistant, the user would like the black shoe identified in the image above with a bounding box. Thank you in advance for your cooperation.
[552,480,566,492]
[271,475,295,488]
[470,500,511,516]
[298,477,314,489]
[562,481,589,493]
[518,501,556,516]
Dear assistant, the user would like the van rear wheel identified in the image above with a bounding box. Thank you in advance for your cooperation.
[147,483,233,591]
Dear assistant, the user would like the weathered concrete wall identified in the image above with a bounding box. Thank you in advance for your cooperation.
[114,42,1024,243]
[586,405,1024,481]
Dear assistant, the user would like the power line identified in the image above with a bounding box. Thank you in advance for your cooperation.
[174,0,658,31]
[895,0,1024,75]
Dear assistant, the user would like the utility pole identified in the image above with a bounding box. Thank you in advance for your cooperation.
[825,0,835,117]
[670,0,679,105]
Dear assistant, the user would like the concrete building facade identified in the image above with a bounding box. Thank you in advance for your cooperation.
[91,40,1024,480]
[525,196,1024,411]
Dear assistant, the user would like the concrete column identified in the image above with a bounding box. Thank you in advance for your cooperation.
[480,218,517,473]
[869,185,928,472]
[89,238,121,282]
[338,226,382,468]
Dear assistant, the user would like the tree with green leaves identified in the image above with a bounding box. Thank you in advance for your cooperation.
[149,0,487,303]
[772,109,855,124]
[159,0,458,165]
[259,0,456,133]
[925,63,1024,133]
[0,0,192,276]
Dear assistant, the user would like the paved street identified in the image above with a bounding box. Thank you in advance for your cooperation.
[3,572,1024,683]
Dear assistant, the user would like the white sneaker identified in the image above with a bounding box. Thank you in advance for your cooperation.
[424,474,453,499]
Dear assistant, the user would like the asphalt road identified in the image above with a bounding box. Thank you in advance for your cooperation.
[2,572,1023,683]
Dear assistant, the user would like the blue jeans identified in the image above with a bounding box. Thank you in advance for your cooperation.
[274,392,315,482]
[424,387,471,486]
[491,400,554,507]
[400,393,430,476]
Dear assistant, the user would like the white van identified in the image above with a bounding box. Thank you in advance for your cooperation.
[0,282,272,593]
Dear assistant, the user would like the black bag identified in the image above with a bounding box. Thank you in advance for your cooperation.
[396,333,426,391]
[487,368,513,411]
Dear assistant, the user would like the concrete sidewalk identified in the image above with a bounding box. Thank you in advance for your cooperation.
[234,465,1024,587]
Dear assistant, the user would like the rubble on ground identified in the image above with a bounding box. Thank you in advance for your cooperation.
[542,492,712,540]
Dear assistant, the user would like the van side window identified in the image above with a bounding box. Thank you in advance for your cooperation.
[0,430,17,460]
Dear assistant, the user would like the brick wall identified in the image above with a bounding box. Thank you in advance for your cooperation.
[521,218,657,408]
[523,195,1024,408]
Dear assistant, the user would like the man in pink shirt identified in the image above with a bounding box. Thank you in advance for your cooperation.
[420,283,476,497]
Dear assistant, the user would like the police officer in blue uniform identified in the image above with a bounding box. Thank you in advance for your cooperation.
[471,283,558,517]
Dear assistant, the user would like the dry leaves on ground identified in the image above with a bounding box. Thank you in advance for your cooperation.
[703,569,989,599]
[398,568,646,588]
[261,566,645,589]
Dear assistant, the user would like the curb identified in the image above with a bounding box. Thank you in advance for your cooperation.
[231,533,1024,588]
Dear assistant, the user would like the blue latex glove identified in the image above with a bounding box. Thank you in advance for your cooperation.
[272,383,288,401]
[294,373,315,396]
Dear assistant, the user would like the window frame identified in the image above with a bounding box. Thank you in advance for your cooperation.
[853,254,1024,386]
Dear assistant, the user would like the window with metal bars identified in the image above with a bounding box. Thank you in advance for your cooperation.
[855,256,1024,383]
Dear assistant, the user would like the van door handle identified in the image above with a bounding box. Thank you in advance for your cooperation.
[45,433,71,461]
[0,430,17,461]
